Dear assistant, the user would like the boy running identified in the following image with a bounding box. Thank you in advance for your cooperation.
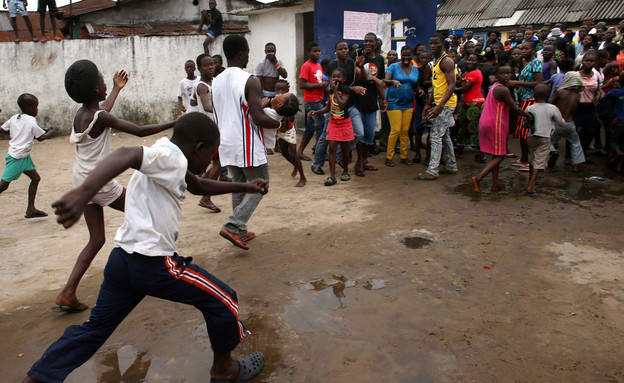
[0,94,55,217]
[22,112,266,383]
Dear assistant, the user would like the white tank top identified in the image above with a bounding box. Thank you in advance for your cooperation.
[194,80,214,119]
[69,110,119,192]
[213,67,267,167]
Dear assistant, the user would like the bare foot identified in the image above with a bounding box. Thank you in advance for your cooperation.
[491,184,505,192]
[471,177,480,193]
[295,178,306,187]
[291,167,297,178]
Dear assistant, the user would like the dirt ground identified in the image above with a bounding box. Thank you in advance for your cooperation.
[1,132,624,383]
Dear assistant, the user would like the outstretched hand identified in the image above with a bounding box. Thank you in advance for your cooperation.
[113,70,129,89]
[52,188,90,229]
[247,179,269,195]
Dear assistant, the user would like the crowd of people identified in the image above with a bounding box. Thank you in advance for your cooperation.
[2,9,624,382]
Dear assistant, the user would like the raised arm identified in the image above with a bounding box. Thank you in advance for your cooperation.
[98,111,175,137]
[52,147,143,228]
[100,70,129,112]
[245,76,280,129]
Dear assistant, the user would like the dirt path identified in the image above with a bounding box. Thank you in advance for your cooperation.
[1,133,623,382]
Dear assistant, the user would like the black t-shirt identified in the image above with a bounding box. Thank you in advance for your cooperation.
[207,8,223,36]
[479,63,495,99]
[326,58,356,87]
[353,54,385,113]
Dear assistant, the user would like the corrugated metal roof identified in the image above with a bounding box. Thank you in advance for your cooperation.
[0,11,64,42]
[84,22,248,38]
[57,0,140,17]
[436,0,624,31]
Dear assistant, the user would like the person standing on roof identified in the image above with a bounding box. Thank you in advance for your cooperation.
[38,0,60,42]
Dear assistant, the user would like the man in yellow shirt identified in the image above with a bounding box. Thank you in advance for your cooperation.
[416,33,458,180]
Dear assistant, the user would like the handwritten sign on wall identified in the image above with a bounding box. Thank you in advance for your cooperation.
[343,11,378,40]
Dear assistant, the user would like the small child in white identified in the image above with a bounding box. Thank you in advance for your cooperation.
[525,84,565,196]
[177,59,200,113]
[0,93,55,218]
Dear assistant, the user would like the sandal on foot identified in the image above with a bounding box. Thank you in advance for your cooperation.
[439,167,457,175]
[340,173,351,181]
[384,159,395,167]
[400,158,413,165]
[51,302,90,313]
[413,172,438,181]
[25,211,48,218]
[518,165,531,172]
[510,159,527,167]
[324,177,337,186]
[527,191,537,197]
[355,170,365,177]
[363,164,378,171]
[298,154,312,161]
[211,352,265,383]
[198,202,221,212]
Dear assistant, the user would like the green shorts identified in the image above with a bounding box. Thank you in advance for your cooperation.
[2,153,36,182]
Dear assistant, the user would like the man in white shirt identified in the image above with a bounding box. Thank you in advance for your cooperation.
[213,34,295,250]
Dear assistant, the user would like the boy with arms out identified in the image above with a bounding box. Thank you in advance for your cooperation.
[0,94,55,217]
[23,112,267,383]
[54,61,175,313]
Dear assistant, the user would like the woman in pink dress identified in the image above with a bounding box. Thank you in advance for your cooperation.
[472,65,532,193]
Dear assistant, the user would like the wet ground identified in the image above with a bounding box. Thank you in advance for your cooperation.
[1,134,623,382]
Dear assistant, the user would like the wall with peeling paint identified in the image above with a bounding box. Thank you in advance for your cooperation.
[0,34,227,134]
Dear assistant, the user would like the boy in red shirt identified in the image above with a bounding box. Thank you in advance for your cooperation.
[297,42,328,161]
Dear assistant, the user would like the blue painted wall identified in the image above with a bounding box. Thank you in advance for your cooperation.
[313,0,438,59]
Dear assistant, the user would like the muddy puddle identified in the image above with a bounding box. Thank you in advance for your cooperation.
[451,172,624,203]
[281,276,387,335]
[64,314,277,383]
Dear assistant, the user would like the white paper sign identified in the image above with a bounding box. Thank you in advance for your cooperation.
[343,11,378,40]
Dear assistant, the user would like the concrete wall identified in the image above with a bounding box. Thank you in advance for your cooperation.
[0,35,228,134]
[80,0,249,25]
[245,1,315,98]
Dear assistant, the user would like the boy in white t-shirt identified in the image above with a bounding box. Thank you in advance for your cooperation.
[23,112,267,383]
[177,59,200,113]
[0,93,55,218]
[525,84,565,196]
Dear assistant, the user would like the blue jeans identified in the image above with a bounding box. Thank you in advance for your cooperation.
[313,106,363,167]
[359,111,377,145]
[28,248,243,382]
[426,107,457,177]
[303,101,326,139]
